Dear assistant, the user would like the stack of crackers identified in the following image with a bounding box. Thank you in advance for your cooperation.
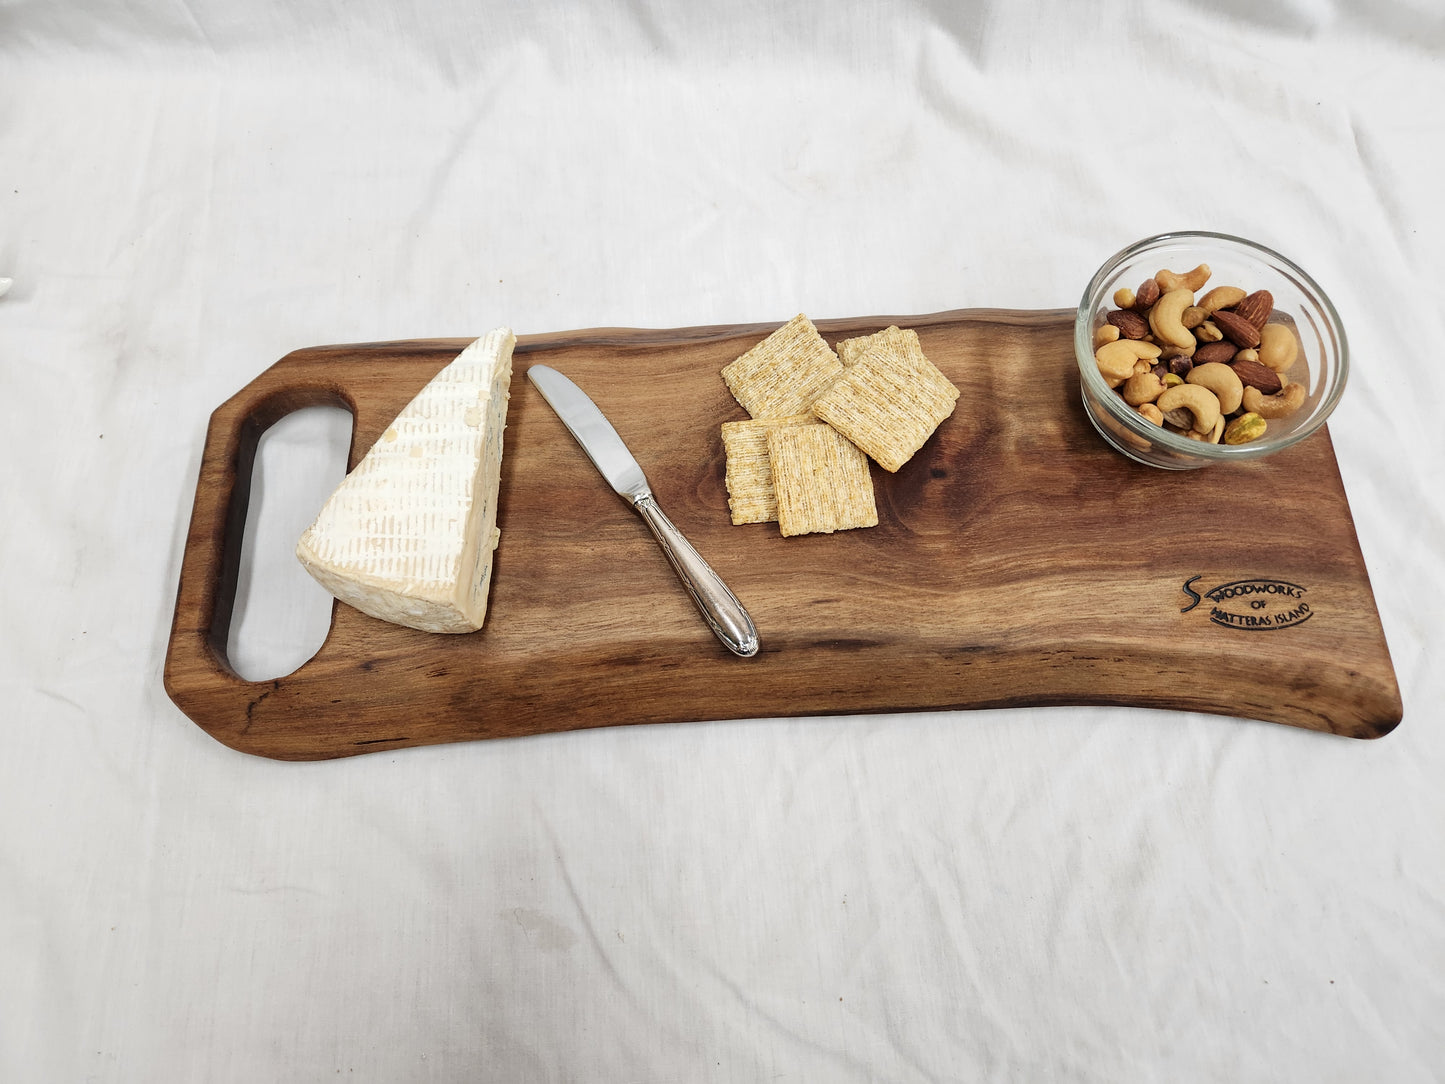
[720,314,959,537]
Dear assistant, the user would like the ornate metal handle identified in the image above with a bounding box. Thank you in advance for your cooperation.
[633,496,759,657]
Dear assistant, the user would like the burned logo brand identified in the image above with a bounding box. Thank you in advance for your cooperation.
[1180,575,1312,630]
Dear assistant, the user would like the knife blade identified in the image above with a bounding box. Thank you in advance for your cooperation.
[527,364,760,657]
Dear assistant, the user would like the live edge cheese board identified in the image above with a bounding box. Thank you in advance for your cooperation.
[164,310,1402,760]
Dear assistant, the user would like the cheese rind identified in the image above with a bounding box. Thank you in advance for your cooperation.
[296,328,515,633]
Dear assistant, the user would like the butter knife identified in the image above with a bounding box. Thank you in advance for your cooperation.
[527,364,760,657]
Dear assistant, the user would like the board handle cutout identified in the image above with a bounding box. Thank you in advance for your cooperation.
[227,404,353,680]
[166,365,364,695]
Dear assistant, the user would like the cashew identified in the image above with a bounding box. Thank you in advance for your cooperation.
[1186,361,1245,414]
[1095,337,1162,388]
[1156,383,1222,435]
[1094,322,1121,349]
[1148,288,1197,350]
[1185,414,1226,443]
[1196,285,1246,315]
[1182,306,1207,329]
[1122,371,1167,406]
[1113,287,1136,310]
[1242,382,1306,419]
[1137,402,1164,425]
[1257,323,1299,373]
[1156,264,1211,293]
[1159,339,1196,360]
[1133,358,1152,375]
[1234,347,1259,363]
[1195,320,1223,343]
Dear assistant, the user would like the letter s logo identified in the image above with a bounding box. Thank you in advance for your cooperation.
[1180,575,1203,613]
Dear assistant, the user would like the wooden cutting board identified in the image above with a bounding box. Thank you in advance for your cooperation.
[163,310,1402,759]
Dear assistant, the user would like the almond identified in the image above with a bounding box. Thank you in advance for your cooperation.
[1135,278,1161,310]
[1231,290,1273,329]
[1193,339,1238,365]
[1229,357,1283,395]
[1211,309,1262,350]
[1106,309,1150,339]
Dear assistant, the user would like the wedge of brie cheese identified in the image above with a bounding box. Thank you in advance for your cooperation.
[296,327,515,633]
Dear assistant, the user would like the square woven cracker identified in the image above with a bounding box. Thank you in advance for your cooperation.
[766,423,878,537]
[721,414,814,525]
[811,328,959,472]
[722,314,844,419]
[836,325,921,367]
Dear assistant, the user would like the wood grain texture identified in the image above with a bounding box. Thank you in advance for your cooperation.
[163,311,1402,759]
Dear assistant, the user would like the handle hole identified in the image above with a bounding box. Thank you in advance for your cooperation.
[227,404,353,680]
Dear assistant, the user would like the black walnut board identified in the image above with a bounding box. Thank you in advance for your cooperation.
[164,311,1402,759]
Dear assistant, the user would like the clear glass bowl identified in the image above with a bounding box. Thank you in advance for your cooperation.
[1075,231,1348,469]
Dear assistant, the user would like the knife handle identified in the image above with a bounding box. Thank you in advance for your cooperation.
[633,496,760,657]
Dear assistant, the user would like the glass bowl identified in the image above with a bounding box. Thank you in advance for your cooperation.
[1075,231,1348,469]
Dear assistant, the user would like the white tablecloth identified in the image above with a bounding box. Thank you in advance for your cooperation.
[4,2,1443,1079]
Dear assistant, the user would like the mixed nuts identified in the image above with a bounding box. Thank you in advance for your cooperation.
[1094,263,1307,446]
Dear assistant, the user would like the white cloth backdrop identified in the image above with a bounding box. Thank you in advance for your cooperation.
[3,1,1444,1079]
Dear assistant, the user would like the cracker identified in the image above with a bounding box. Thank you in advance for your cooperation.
[720,414,814,525]
[721,314,844,419]
[836,325,920,367]
[810,328,959,472]
[766,423,878,537]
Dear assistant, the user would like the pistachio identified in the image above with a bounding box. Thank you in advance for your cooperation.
[1224,413,1268,445]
